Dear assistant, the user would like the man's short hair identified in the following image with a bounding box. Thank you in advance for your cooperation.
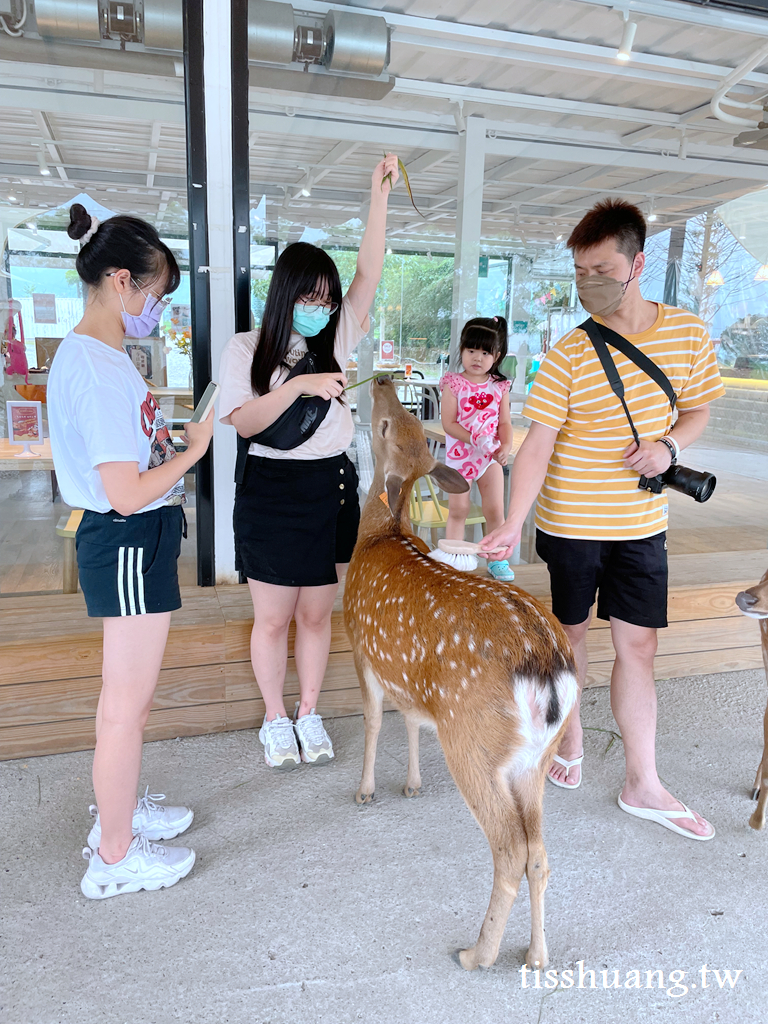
[567,198,646,261]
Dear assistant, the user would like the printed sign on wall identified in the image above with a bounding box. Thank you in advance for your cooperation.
[32,294,57,324]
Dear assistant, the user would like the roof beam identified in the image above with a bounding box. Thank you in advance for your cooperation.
[301,1,768,93]
[146,120,161,188]
[404,150,452,175]
[33,111,68,182]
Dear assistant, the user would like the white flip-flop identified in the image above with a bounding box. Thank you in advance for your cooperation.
[547,752,584,789]
[617,794,716,841]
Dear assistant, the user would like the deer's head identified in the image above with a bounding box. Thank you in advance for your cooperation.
[736,574,768,620]
[370,376,468,521]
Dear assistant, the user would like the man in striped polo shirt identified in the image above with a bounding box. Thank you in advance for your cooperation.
[483,199,724,841]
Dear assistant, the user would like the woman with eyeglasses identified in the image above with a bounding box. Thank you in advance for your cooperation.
[47,204,213,899]
[219,154,400,770]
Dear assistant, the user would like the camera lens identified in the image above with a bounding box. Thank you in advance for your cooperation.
[664,465,717,503]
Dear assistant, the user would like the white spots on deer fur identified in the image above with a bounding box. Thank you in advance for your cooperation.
[375,601,381,610]
[402,671,409,682]
[449,661,457,669]
[434,608,442,618]
[398,613,403,623]
[470,667,478,678]
[523,638,532,653]
[461,678,468,689]
[449,709,454,718]
[468,639,475,653]
[484,639,493,650]
[436,639,445,656]
[453,633,460,645]
[438,687,445,697]
[408,615,415,627]
[401,652,409,663]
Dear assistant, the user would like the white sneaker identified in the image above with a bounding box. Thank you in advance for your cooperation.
[258,713,301,770]
[293,705,334,766]
[87,787,194,851]
[80,834,195,900]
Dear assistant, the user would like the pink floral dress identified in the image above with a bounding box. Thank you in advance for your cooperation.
[440,372,511,482]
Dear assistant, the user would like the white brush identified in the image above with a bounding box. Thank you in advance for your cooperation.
[428,539,506,573]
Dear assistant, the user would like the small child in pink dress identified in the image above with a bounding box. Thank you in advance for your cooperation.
[440,317,514,581]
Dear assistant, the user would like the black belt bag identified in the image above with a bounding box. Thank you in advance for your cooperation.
[581,318,716,503]
[235,351,332,486]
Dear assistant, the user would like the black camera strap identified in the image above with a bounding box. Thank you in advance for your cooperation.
[580,318,677,446]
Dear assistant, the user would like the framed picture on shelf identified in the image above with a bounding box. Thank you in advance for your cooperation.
[7,400,44,457]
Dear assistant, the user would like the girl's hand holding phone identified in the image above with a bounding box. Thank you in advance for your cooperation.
[298,372,347,400]
[182,408,214,456]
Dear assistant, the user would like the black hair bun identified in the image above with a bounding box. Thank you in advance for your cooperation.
[67,203,92,241]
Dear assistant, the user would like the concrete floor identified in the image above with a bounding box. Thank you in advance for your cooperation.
[3,668,768,1024]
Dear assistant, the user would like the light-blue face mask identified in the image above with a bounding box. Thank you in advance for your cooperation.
[292,304,331,337]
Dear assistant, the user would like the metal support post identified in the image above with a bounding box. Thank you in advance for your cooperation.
[450,116,486,365]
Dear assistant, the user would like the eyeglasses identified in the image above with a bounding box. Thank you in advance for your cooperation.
[107,273,172,315]
[298,300,339,315]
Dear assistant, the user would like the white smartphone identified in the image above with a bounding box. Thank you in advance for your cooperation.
[189,381,220,423]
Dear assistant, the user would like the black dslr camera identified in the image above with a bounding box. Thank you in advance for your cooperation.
[638,465,717,503]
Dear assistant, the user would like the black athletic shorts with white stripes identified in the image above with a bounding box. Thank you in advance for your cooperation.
[76,505,183,618]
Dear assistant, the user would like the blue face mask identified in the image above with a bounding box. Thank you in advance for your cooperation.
[292,304,331,338]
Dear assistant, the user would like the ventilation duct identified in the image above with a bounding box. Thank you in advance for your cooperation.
[33,0,390,78]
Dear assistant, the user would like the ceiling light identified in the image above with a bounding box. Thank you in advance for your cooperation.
[617,18,637,61]
[37,151,51,176]
[648,212,657,222]
[556,234,563,241]
[8,194,18,202]
[754,265,768,282]
[299,185,311,197]
[705,269,724,287]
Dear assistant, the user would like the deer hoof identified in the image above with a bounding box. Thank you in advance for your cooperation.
[526,948,549,969]
[752,788,760,801]
[749,811,765,830]
[453,948,487,971]
[403,785,422,798]
[355,790,374,805]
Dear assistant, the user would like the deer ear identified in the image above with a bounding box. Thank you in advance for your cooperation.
[429,462,469,494]
[385,473,406,516]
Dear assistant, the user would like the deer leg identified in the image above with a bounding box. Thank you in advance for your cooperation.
[458,811,527,971]
[522,804,550,970]
[356,663,384,805]
[749,700,768,830]
[402,711,422,797]
[443,747,527,971]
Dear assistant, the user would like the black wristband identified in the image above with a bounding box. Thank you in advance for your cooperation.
[656,436,677,464]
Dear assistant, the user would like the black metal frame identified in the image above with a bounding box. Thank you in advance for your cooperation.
[183,0,215,586]
[232,0,251,336]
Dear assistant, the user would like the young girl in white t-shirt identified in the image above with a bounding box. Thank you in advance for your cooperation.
[440,316,515,581]
[218,155,399,771]
[47,204,213,899]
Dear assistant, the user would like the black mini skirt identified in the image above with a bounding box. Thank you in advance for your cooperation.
[234,452,360,587]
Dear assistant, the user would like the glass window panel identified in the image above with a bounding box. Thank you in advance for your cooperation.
[1,43,196,597]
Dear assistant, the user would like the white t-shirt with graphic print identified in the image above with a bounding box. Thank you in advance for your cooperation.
[47,330,184,514]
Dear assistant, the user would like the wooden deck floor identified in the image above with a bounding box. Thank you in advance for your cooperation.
[1,550,764,761]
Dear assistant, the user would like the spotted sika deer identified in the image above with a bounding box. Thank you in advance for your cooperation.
[343,377,578,971]
[736,570,768,831]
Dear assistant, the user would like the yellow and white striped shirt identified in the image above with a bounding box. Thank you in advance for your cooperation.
[523,304,725,540]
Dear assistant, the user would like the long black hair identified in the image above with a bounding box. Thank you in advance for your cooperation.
[67,203,181,293]
[251,242,344,397]
[458,316,508,381]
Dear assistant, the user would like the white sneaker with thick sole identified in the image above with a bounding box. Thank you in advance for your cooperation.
[293,705,334,766]
[258,713,301,769]
[80,834,195,900]
[87,787,194,851]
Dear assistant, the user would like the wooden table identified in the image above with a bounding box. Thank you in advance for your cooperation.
[0,437,58,500]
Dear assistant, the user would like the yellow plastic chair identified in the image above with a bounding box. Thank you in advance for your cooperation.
[409,474,485,548]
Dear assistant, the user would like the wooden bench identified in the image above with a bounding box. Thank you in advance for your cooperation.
[0,551,764,761]
[55,509,84,595]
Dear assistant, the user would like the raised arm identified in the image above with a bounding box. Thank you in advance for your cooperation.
[346,154,399,328]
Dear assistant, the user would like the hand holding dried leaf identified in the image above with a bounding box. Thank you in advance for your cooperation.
[381,152,425,219]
